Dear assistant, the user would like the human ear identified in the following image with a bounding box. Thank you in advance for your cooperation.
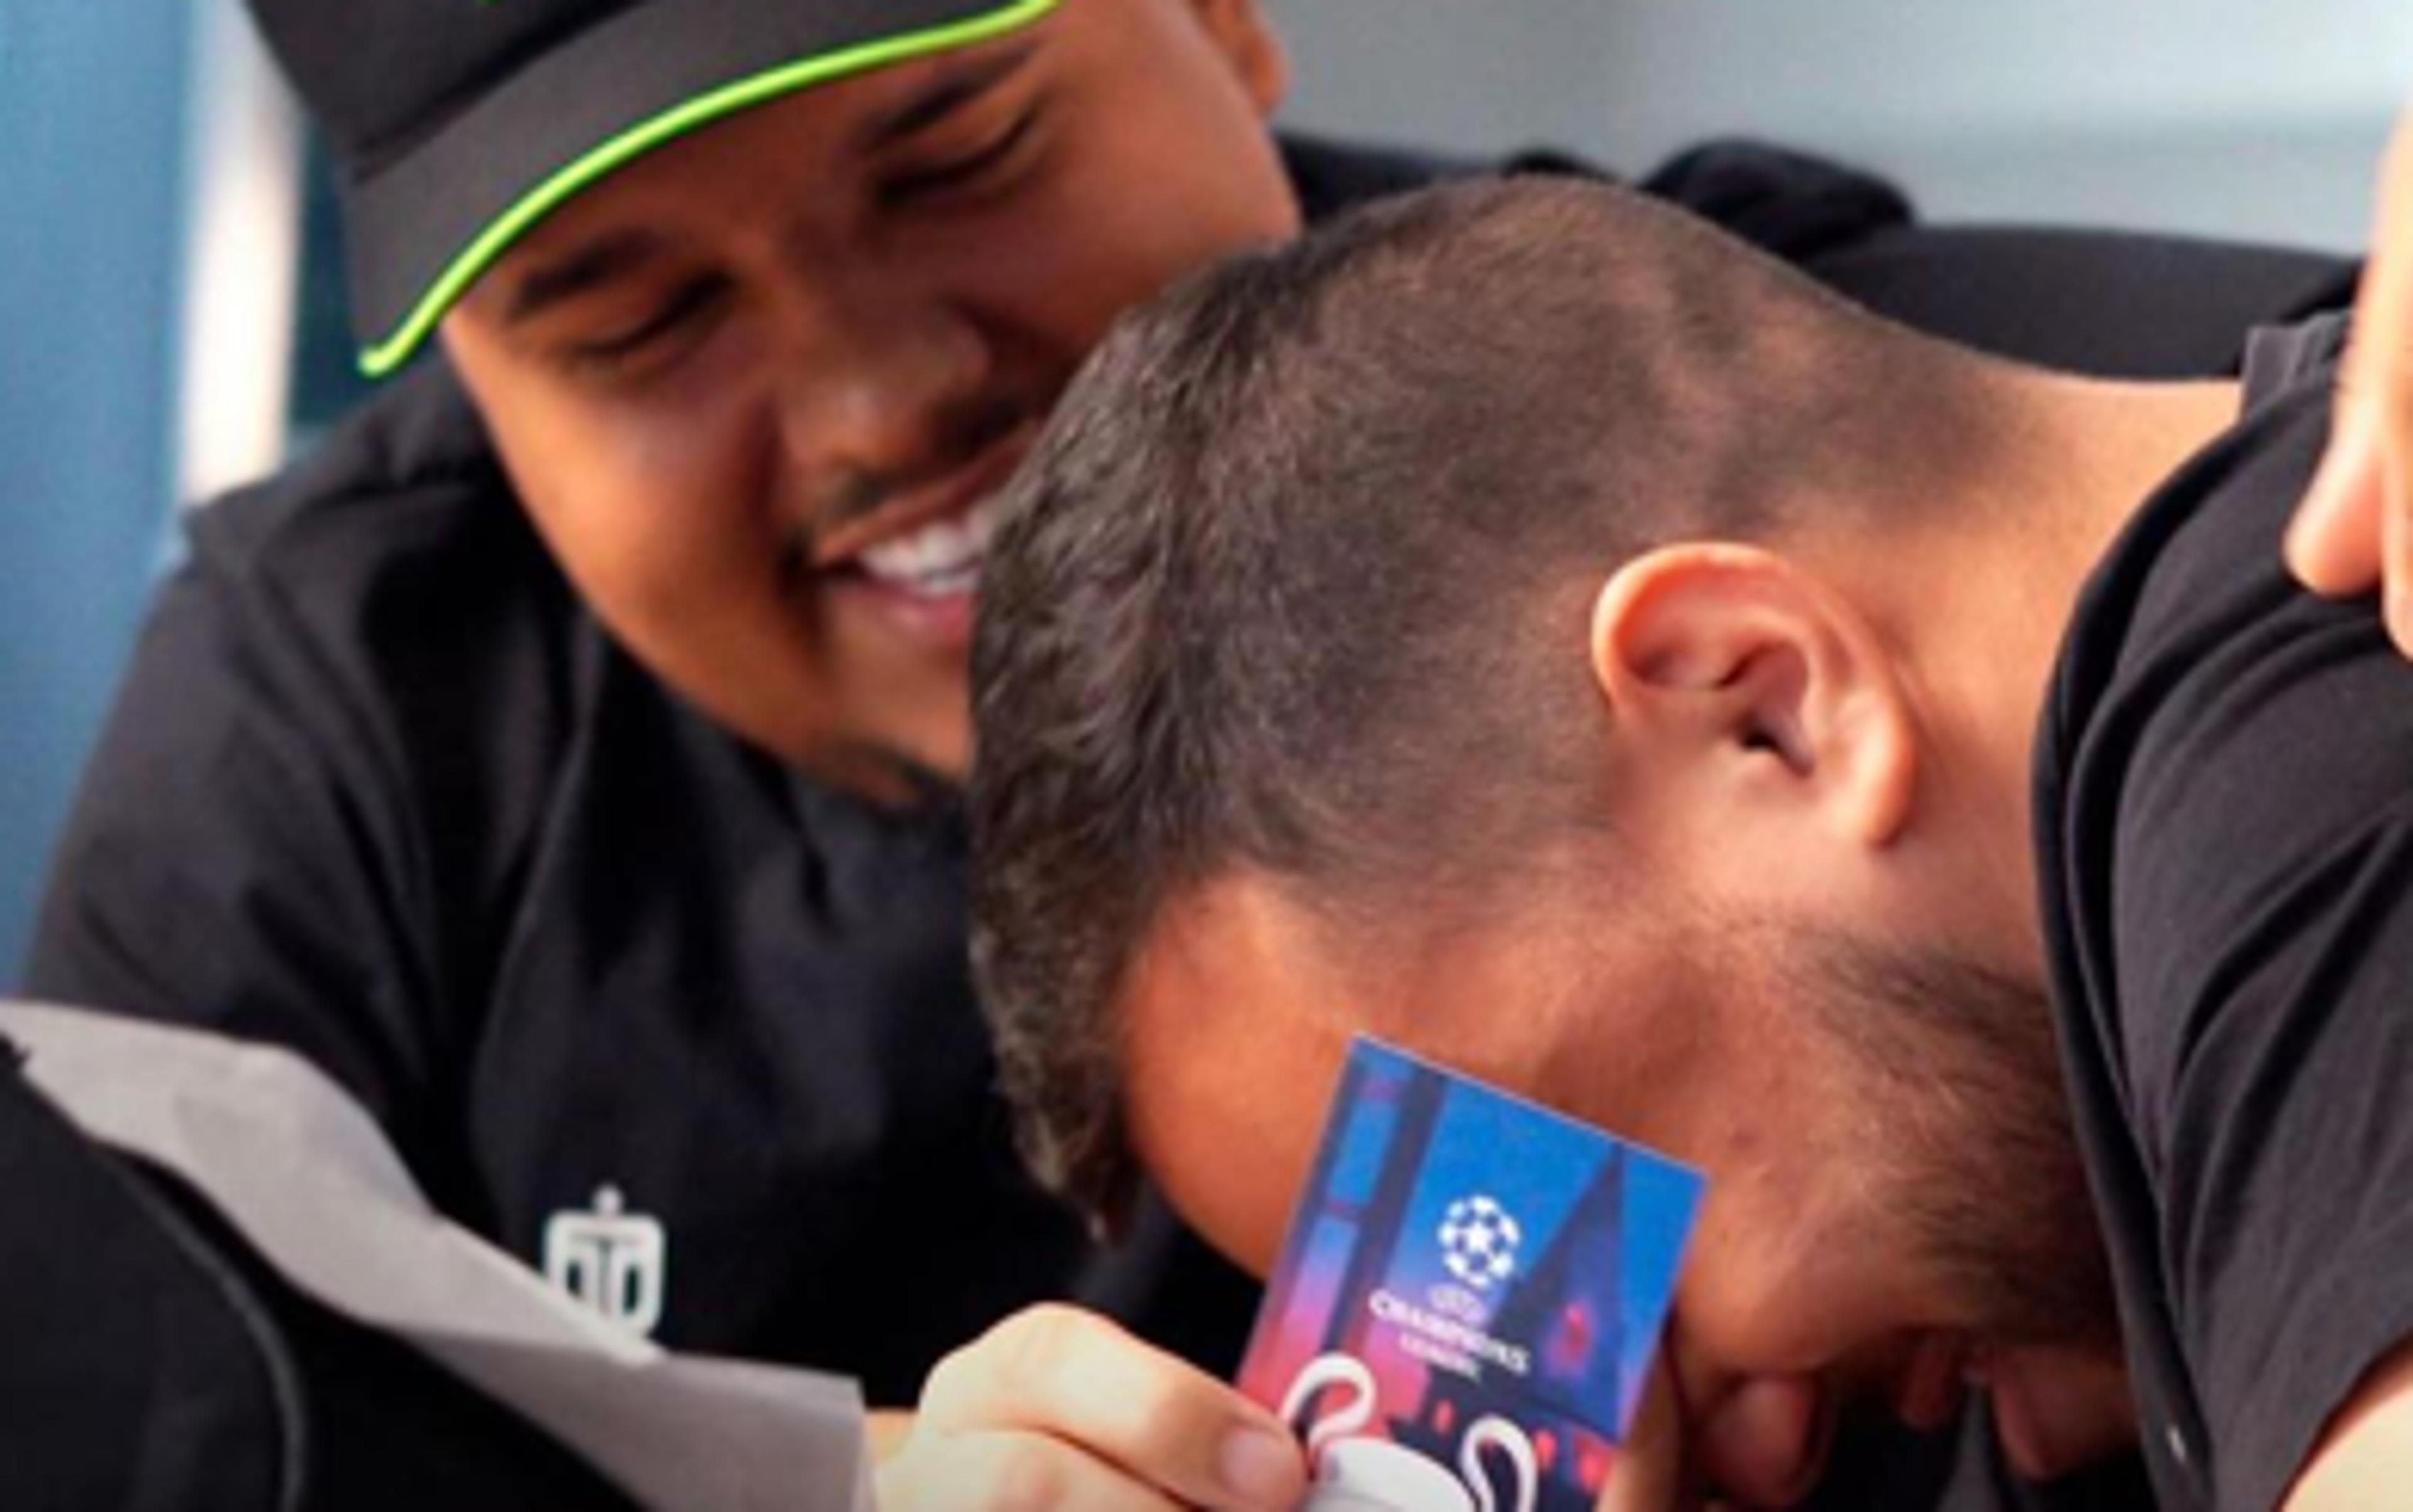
[1183,0,1290,116]
[1587,543,1917,848]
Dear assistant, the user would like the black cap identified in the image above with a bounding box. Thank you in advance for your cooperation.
[245,0,1058,376]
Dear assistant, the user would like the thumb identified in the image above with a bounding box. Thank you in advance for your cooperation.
[2289,105,2413,601]
[2287,407,2385,598]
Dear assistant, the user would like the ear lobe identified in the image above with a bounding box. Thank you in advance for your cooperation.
[1185,0,1291,115]
[1589,544,1917,847]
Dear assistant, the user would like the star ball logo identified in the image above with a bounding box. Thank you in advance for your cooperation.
[1437,1192,1521,1291]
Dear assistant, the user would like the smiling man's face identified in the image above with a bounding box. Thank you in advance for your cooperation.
[1118,868,2135,1504]
[440,0,1297,799]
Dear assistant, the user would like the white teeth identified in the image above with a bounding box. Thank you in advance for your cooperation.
[856,494,1006,593]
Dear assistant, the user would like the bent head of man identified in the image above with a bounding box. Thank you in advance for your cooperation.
[971,180,2159,1500]
[252,0,1298,799]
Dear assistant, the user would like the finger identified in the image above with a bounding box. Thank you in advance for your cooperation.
[2387,421,2413,654]
[1690,1375,1825,1509]
[916,1305,1306,1512]
[2288,417,2383,596]
[877,1427,1186,1512]
[2382,151,2413,652]
[1598,1353,1688,1512]
[2290,107,2413,598]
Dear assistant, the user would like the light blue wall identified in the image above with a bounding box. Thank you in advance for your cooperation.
[0,1,194,979]
[1274,0,2409,251]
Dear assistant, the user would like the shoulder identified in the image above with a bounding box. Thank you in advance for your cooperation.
[30,359,600,1012]
[2038,320,2413,1510]
[190,358,557,633]
[2053,315,2356,837]
[170,359,591,767]
[2045,324,2364,1084]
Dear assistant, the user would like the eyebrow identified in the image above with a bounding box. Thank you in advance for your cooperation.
[501,230,668,328]
[853,40,1039,156]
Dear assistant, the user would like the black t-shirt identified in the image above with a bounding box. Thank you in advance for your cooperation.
[2037,311,2413,1512]
[21,131,2351,1487]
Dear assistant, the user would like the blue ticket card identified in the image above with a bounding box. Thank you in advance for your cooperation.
[1238,1036,1703,1512]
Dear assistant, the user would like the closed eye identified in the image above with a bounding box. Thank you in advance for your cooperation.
[557,277,730,374]
[878,106,1042,209]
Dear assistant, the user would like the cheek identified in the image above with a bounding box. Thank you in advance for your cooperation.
[504,383,778,625]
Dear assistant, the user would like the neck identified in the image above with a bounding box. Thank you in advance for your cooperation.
[1834,371,2242,975]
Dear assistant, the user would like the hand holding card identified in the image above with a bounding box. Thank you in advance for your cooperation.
[1239,1038,1704,1512]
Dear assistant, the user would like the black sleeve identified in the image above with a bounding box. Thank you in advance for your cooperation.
[2104,424,2413,1511]
[22,517,451,1169]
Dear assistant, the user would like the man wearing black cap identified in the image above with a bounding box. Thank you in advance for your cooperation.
[18,0,2357,1505]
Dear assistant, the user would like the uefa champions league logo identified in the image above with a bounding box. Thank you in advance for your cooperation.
[1437,1193,1521,1291]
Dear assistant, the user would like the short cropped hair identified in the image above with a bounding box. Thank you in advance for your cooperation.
[971,178,2007,1225]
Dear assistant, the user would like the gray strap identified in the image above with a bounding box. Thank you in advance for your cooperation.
[0,1001,870,1512]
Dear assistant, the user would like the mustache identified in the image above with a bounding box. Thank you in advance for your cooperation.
[794,393,1035,556]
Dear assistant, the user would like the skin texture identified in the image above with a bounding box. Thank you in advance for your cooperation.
[441,0,1300,803]
[2287,105,2413,652]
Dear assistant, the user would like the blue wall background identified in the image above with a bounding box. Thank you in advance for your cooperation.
[0,1,193,980]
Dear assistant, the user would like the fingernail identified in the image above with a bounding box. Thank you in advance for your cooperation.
[1218,1425,1304,1511]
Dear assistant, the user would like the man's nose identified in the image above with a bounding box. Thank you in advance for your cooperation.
[1691,1374,1829,1507]
[767,268,993,485]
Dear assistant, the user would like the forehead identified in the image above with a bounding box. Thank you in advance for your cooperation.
[1119,870,1700,1277]
[1119,877,1360,1275]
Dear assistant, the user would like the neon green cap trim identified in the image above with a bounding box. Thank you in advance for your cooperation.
[359,0,1060,376]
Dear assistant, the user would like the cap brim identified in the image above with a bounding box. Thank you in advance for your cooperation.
[345,0,1058,376]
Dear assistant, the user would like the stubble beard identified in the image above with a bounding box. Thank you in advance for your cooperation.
[1793,926,2123,1354]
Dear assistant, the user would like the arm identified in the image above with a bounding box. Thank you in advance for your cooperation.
[2287,104,2413,647]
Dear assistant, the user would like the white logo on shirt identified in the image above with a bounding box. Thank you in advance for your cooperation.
[543,1185,667,1336]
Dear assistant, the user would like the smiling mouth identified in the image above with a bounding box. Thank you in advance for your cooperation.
[802,427,1032,605]
[846,491,1008,600]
